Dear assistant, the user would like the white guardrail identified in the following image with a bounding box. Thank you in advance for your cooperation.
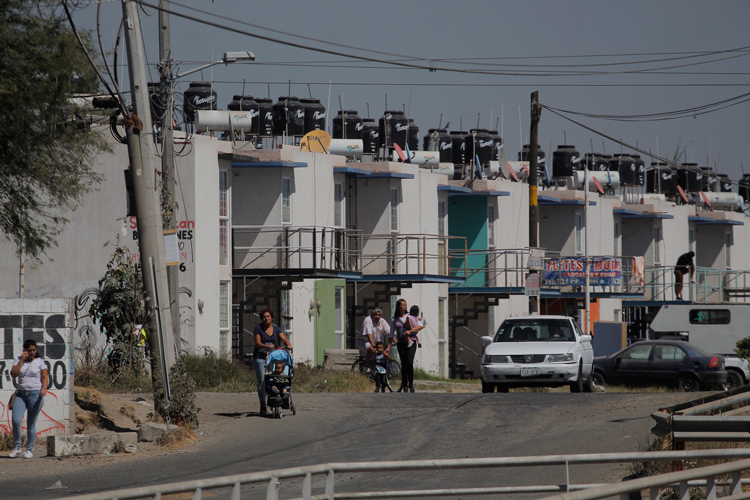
[58,449,750,500]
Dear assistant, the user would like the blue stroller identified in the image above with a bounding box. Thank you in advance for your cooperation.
[264,349,296,418]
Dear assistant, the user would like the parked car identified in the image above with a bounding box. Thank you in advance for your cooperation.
[480,315,595,393]
[592,340,727,392]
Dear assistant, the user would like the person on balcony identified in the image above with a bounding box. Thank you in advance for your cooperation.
[674,251,695,300]
[358,308,391,364]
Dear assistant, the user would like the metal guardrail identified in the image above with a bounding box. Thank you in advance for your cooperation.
[450,248,529,288]
[57,449,750,500]
[361,233,465,276]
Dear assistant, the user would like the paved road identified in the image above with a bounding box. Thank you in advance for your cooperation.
[2,391,697,499]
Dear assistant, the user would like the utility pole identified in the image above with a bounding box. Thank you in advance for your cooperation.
[529,91,541,314]
[122,0,177,391]
[158,0,182,351]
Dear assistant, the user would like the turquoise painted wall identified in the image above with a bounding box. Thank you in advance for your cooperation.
[448,196,488,287]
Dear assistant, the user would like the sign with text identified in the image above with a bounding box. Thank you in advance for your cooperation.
[525,272,541,296]
[543,257,622,287]
[527,248,545,271]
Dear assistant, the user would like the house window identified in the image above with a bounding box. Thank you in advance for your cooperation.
[575,213,583,255]
[653,226,662,264]
[219,281,229,357]
[613,221,621,256]
[726,231,733,269]
[390,187,399,233]
[334,183,343,228]
[487,204,496,247]
[282,177,292,225]
[335,286,344,349]
[438,201,446,236]
[219,171,229,265]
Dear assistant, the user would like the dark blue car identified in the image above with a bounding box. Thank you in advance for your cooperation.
[592,340,727,392]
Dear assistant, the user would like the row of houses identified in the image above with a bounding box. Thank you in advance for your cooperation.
[2,127,749,378]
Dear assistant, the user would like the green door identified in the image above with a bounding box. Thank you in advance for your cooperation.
[314,279,345,365]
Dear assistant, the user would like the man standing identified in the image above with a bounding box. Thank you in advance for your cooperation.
[358,308,391,363]
[674,251,695,300]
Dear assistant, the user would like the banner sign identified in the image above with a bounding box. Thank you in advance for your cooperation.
[525,272,541,296]
[542,257,621,287]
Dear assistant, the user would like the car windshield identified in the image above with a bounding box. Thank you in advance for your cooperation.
[493,319,576,342]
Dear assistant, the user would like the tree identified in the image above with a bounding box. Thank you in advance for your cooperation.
[0,0,109,258]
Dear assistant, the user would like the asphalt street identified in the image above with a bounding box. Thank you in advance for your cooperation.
[2,391,698,499]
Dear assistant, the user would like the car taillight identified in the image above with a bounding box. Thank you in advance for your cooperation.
[709,356,721,368]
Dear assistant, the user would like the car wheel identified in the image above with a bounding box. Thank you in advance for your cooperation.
[592,371,606,387]
[570,363,584,393]
[481,380,494,393]
[727,369,745,389]
[678,375,700,392]
[496,384,509,393]
[582,367,595,393]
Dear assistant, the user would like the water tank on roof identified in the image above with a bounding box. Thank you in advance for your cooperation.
[299,98,326,134]
[333,109,363,139]
[227,95,260,135]
[581,153,604,171]
[518,144,546,165]
[255,98,274,136]
[677,163,704,192]
[424,128,453,162]
[466,129,493,166]
[630,155,646,186]
[552,145,580,178]
[599,154,613,171]
[489,130,503,161]
[740,174,750,202]
[183,82,217,122]
[647,163,676,195]
[701,167,717,192]
[408,119,419,151]
[361,118,379,154]
[717,173,733,193]
[379,110,408,150]
[450,130,468,165]
[272,97,305,136]
[614,154,636,185]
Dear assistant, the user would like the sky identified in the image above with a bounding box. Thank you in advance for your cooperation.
[71,0,750,184]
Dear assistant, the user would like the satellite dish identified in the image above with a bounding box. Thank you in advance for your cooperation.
[592,176,605,195]
[677,185,690,204]
[507,162,519,182]
[700,190,713,210]
[542,163,551,187]
[404,143,413,163]
[393,143,407,162]
[300,130,331,153]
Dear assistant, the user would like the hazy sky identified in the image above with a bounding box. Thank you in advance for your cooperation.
[73,1,750,183]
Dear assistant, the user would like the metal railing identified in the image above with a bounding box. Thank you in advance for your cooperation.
[450,248,530,288]
[233,225,362,273]
[57,449,750,500]
[360,234,465,276]
[618,265,750,303]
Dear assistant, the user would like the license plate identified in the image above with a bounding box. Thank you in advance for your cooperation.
[520,368,539,377]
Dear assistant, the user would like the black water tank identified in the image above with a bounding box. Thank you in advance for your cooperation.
[362,118,379,154]
[581,153,603,171]
[740,174,750,201]
[299,98,326,134]
[552,145,580,178]
[701,167,717,192]
[147,82,167,123]
[677,163,704,192]
[613,154,636,185]
[408,119,419,151]
[273,97,305,136]
[599,154,613,171]
[227,95,260,135]
[647,163,675,194]
[333,109,363,139]
[379,110,408,149]
[424,129,440,151]
[424,128,453,162]
[183,82,217,122]
[489,130,503,161]
[717,173,733,193]
[631,155,646,186]
[451,130,468,164]
[466,129,493,166]
[255,98,274,136]
[518,144,546,165]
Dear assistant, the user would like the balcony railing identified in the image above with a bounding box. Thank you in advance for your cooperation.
[450,248,530,288]
[360,234,465,277]
[619,264,750,303]
[232,225,362,274]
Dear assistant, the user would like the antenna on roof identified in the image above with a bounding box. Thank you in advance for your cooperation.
[288,79,291,97]
[564,131,567,144]
[242,79,246,96]
[385,94,388,110]
[476,113,480,129]
[367,103,370,119]
[438,113,442,129]
[267,83,270,98]
[307,83,312,98]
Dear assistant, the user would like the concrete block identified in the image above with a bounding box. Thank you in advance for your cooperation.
[137,422,169,442]
[47,433,138,457]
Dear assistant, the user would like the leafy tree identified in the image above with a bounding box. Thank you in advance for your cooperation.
[735,337,750,361]
[0,0,110,258]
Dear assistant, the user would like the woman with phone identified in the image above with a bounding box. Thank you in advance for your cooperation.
[9,339,48,459]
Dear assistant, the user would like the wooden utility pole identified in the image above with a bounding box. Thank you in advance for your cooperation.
[122,0,177,390]
[529,91,541,314]
[158,0,182,351]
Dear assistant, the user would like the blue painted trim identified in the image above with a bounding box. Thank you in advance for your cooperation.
[449,286,525,294]
[623,300,693,307]
[333,166,371,177]
[542,292,645,299]
[368,171,416,179]
[540,197,597,206]
[694,218,744,226]
[617,211,674,219]
[353,274,466,283]
[451,190,511,197]
[231,161,307,169]
[438,185,472,194]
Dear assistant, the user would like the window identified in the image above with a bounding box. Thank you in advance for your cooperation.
[219,171,229,265]
[622,344,652,360]
[334,183,343,228]
[335,286,345,349]
[654,345,686,361]
[726,231,733,269]
[282,177,292,224]
[613,221,621,256]
[689,309,730,325]
[487,204,496,247]
[653,226,662,264]
[390,187,399,232]
[219,282,229,357]
[437,201,446,236]
[575,213,583,255]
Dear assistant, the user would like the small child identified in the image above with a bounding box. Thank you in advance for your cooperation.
[266,359,290,400]
[406,305,422,349]
[369,342,389,393]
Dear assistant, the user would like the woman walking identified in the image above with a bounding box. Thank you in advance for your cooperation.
[392,299,424,393]
[252,309,292,415]
[9,339,48,458]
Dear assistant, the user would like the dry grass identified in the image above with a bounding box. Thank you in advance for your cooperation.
[156,423,198,449]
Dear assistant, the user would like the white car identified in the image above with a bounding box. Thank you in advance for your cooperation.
[480,315,595,393]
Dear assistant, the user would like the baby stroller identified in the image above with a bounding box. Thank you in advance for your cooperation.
[264,348,296,419]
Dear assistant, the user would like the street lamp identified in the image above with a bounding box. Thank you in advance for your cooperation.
[175,51,255,79]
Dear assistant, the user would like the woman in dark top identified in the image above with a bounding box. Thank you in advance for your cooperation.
[392,299,423,393]
[253,308,292,415]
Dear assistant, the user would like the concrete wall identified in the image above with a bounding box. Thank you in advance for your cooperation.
[1,299,75,438]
